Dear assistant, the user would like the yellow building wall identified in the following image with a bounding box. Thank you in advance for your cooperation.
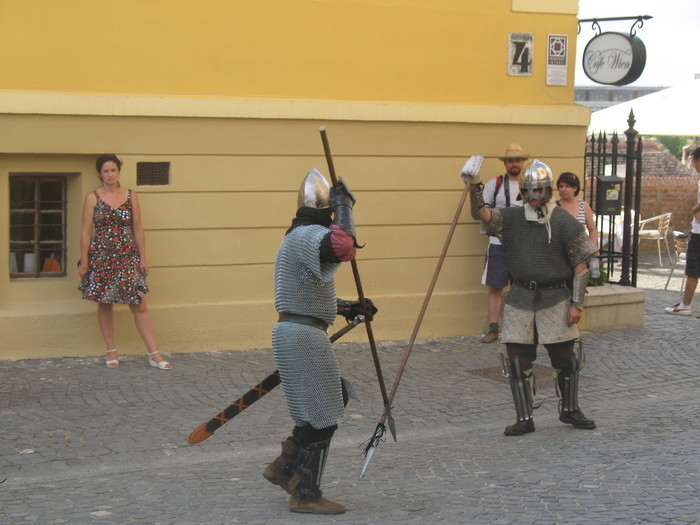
[0,0,589,359]
[0,0,577,104]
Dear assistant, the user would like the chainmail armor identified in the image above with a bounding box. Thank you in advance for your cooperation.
[273,224,345,429]
[274,225,339,324]
[487,207,596,344]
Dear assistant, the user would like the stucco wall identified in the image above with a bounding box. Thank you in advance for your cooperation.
[0,0,578,104]
[0,115,588,359]
[0,0,587,359]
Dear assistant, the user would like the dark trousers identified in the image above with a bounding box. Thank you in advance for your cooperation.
[293,423,336,448]
[290,377,350,448]
[506,339,575,371]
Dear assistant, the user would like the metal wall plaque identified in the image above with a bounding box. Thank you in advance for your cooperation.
[508,32,534,76]
[546,34,568,86]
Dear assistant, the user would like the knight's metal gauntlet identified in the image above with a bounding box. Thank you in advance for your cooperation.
[337,298,378,322]
[331,177,357,239]
[469,182,487,221]
[571,268,590,311]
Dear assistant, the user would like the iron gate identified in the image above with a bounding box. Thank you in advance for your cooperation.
[584,110,643,287]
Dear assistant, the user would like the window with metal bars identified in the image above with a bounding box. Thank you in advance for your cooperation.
[136,162,170,186]
[9,175,69,277]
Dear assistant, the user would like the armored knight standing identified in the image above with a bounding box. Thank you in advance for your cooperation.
[263,169,374,514]
[462,158,597,436]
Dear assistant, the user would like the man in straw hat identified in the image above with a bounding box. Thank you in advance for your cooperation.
[478,144,528,343]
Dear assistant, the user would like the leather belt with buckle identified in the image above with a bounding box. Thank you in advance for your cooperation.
[278,312,329,332]
[514,279,567,292]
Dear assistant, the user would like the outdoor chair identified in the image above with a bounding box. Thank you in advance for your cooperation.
[637,212,673,266]
[664,231,688,291]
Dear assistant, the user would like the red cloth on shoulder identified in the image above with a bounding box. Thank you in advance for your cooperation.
[329,224,356,262]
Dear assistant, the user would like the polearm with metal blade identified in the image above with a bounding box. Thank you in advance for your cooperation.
[319,127,397,441]
[187,316,363,445]
[359,155,484,477]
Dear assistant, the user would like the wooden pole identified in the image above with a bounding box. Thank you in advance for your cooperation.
[319,126,396,440]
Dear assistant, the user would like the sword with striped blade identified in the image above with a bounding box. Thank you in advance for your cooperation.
[187,317,363,444]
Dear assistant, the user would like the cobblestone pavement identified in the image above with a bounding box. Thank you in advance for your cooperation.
[1,254,699,525]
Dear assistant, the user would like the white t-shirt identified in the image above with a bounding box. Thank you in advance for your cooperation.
[482,175,523,245]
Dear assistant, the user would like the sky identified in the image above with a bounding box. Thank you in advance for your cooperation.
[575,0,700,87]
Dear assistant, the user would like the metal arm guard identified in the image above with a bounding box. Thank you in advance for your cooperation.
[555,339,585,414]
[571,268,589,311]
[469,182,487,221]
[500,354,534,422]
[331,177,357,239]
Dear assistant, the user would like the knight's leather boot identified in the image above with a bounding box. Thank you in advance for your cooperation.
[504,418,535,436]
[289,490,346,515]
[263,438,298,493]
[288,437,346,514]
[481,323,499,343]
[559,408,596,429]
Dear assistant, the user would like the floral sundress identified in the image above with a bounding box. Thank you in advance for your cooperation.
[78,190,149,304]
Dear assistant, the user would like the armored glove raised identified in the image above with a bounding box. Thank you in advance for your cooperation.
[337,298,378,322]
[462,155,487,220]
[331,177,357,239]
[460,155,485,184]
[331,178,355,209]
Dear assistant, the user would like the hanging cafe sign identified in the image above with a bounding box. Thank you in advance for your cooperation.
[580,15,651,86]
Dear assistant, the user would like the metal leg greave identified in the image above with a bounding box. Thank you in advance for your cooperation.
[555,342,596,430]
[500,354,536,436]
[555,340,585,415]
[556,365,580,414]
[295,437,332,501]
[288,436,346,514]
[501,354,534,422]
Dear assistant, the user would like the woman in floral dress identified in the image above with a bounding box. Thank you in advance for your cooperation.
[78,154,172,370]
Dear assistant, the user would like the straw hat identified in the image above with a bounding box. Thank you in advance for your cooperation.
[498,143,529,160]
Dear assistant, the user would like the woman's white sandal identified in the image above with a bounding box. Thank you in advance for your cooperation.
[147,351,172,370]
[105,349,119,368]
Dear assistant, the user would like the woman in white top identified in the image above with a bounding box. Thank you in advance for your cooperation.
[556,172,599,256]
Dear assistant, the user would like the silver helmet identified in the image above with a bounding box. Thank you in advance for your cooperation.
[297,169,331,209]
[521,159,553,203]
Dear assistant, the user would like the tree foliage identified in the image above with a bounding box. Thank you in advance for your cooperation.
[650,135,690,159]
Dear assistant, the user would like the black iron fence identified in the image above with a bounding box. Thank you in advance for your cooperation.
[584,110,643,287]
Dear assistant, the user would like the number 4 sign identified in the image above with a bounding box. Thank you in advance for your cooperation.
[508,33,533,76]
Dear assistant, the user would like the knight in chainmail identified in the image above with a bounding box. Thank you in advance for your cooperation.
[462,158,597,436]
[263,169,376,515]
